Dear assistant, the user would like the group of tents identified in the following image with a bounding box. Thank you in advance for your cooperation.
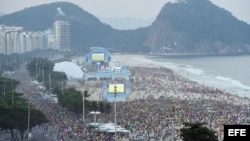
[86,122,130,133]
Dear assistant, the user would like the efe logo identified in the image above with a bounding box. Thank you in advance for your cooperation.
[228,129,246,136]
[224,125,250,141]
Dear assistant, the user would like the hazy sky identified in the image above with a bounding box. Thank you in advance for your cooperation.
[0,0,249,23]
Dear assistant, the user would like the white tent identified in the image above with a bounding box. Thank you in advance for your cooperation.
[86,122,130,133]
[54,61,83,79]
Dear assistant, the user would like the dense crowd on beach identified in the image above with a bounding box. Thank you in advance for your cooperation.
[11,55,249,141]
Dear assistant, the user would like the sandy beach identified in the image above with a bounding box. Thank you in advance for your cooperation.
[69,54,250,140]
[112,54,249,104]
[73,54,249,105]
[109,54,250,140]
[12,54,249,141]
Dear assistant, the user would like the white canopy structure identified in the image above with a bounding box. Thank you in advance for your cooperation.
[54,61,83,79]
[86,123,130,133]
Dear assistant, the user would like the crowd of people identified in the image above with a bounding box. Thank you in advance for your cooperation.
[11,55,249,141]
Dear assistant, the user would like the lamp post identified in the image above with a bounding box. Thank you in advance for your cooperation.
[61,76,64,95]
[12,79,14,105]
[27,100,30,141]
[3,77,5,97]
[114,85,117,141]
[90,111,100,141]
[49,73,51,94]
[80,65,86,123]
[42,63,44,85]
[27,96,37,141]
[79,80,85,123]
[36,60,38,79]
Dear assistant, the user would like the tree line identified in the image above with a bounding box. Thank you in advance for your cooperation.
[0,76,48,140]
[26,57,113,115]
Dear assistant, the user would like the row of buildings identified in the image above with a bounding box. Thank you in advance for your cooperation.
[0,20,70,55]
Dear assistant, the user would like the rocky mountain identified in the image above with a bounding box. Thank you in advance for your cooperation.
[145,0,250,54]
[1,0,250,55]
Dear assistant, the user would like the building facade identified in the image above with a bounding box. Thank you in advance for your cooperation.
[0,25,48,55]
[53,21,70,51]
[0,20,70,55]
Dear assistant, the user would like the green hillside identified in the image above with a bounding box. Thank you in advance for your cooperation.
[1,0,250,54]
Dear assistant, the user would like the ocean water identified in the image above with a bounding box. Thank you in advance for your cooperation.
[138,55,250,98]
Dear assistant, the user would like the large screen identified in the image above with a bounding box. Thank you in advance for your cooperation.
[108,84,125,93]
[92,53,105,62]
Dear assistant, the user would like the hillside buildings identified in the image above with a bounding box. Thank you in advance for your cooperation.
[0,20,70,55]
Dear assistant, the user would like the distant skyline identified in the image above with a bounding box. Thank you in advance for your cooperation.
[0,0,249,25]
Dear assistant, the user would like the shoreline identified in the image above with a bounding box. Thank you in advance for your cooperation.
[143,54,250,98]
[149,53,250,57]
[72,54,249,104]
[112,54,249,104]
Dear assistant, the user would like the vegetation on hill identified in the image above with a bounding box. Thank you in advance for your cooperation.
[145,0,250,54]
[1,0,250,54]
[158,0,250,44]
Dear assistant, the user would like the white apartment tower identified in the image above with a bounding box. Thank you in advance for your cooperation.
[0,21,71,55]
[0,25,23,54]
[0,25,48,55]
[48,33,55,49]
[53,21,70,50]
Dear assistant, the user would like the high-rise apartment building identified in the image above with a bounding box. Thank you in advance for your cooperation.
[48,33,55,49]
[0,25,23,54]
[53,21,70,51]
[0,25,48,55]
[0,21,70,55]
